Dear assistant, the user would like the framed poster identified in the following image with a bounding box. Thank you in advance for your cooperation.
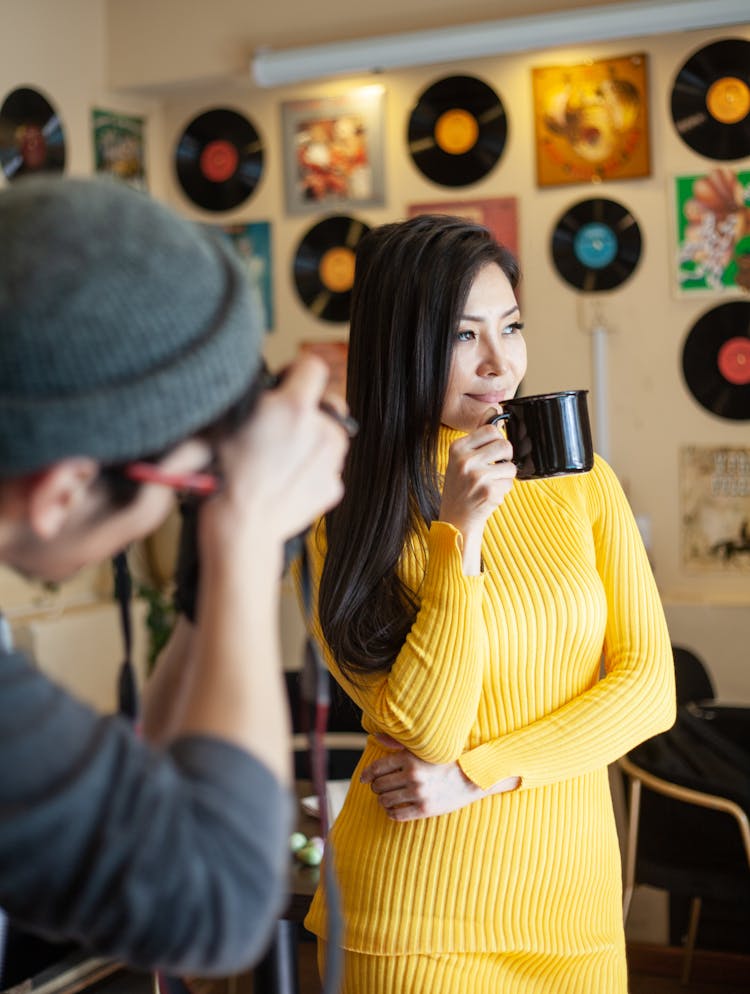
[298,340,348,399]
[532,53,650,187]
[673,167,750,295]
[207,221,274,332]
[680,446,750,572]
[92,108,147,190]
[282,88,385,215]
[407,196,519,258]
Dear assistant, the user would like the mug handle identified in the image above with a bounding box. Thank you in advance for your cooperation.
[488,412,510,426]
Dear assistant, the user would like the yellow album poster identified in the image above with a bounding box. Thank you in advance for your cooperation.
[532,53,650,187]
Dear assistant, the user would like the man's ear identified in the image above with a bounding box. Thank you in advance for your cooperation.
[26,458,100,538]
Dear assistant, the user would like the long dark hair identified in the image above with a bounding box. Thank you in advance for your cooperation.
[318,214,520,679]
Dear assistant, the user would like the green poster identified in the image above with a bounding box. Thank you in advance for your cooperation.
[674,168,750,293]
[92,108,147,190]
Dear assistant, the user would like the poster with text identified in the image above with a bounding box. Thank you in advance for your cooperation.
[680,446,750,572]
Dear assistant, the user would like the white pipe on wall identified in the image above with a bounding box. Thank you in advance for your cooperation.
[252,0,748,86]
[591,324,611,464]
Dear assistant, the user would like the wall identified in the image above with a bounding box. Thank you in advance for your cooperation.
[2,2,747,697]
[141,21,750,695]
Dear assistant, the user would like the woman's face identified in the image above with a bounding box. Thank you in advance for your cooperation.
[440,262,526,432]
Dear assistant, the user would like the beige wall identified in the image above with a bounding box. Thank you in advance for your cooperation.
[139,18,750,697]
[1,3,748,696]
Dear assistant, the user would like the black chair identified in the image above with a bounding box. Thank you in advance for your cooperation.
[671,644,715,706]
[619,645,750,984]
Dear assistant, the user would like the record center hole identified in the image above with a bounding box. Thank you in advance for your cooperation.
[434,109,479,155]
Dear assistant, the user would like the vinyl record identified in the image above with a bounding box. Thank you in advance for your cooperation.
[551,198,642,292]
[682,300,750,420]
[670,38,750,161]
[293,215,370,323]
[408,75,507,187]
[0,86,65,180]
[175,108,263,211]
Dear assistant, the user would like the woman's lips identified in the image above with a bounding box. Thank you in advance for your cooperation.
[469,392,506,404]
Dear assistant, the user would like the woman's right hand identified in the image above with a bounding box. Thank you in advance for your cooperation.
[438,424,516,571]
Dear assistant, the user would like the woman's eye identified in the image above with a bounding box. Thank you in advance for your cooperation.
[503,321,525,336]
[456,329,476,342]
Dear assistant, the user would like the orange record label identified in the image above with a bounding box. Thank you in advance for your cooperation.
[434,109,479,155]
[319,246,356,294]
[706,77,750,125]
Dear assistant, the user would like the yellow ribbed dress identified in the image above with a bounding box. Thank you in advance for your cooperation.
[303,428,676,992]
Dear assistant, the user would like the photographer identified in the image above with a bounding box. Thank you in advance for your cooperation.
[0,177,350,982]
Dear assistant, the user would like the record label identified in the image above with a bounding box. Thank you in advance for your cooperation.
[408,75,507,187]
[435,109,479,155]
[682,300,750,420]
[293,215,370,323]
[200,140,239,183]
[319,247,356,294]
[551,198,642,292]
[671,39,750,161]
[175,107,263,211]
[706,77,750,126]
[718,337,750,386]
[573,223,619,270]
[0,86,65,180]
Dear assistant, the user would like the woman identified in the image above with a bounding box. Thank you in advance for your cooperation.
[303,214,675,993]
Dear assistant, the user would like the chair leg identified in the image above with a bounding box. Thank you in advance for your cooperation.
[680,896,702,987]
[622,776,641,924]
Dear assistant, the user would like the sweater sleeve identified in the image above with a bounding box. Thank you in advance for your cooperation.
[306,521,489,764]
[459,458,676,791]
[0,649,292,977]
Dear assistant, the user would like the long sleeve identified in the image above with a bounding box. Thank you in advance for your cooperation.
[307,521,489,763]
[459,457,676,791]
[0,648,292,977]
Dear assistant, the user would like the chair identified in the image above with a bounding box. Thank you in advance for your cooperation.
[619,645,750,985]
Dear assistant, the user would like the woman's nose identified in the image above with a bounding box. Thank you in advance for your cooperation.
[478,341,508,376]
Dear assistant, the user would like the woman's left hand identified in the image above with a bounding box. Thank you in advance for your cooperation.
[359,734,518,821]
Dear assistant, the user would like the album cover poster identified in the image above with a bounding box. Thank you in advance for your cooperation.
[531,53,650,187]
[673,168,750,295]
[207,222,274,331]
[92,108,146,190]
[298,340,348,398]
[407,196,519,259]
[680,446,750,572]
[282,89,385,215]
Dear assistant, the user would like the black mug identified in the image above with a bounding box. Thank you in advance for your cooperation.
[491,390,594,480]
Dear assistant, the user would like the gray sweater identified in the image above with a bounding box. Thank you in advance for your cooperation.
[0,641,293,977]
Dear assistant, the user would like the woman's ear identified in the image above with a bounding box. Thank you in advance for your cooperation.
[26,458,100,538]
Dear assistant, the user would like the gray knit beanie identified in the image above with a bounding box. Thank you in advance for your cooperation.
[0,175,265,475]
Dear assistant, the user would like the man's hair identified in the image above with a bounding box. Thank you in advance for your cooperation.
[0,175,265,478]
